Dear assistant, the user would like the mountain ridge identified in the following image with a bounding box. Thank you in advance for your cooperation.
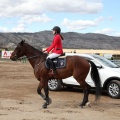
[0,31,120,50]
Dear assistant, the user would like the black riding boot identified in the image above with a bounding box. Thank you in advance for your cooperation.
[47,58,57,74]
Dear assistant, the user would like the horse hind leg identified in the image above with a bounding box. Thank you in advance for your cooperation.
[76,78,91,108]
[80,83,91,108]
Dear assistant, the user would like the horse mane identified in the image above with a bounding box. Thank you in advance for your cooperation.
[20,40,47,60]
[24,42,42,54]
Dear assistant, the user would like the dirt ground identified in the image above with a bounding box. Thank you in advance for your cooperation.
[0,61,120,120]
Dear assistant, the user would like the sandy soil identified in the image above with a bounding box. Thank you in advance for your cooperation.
[0,61,120,120]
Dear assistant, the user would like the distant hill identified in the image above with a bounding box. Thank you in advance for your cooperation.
[0,31,120,50]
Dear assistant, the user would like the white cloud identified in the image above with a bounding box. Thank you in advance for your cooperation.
[42,0,103,13]
[0,0,103,32]
[19,14,52,24]
[94,16,104,22]
[0,23,29,33]
[108,16,113,21]
[0,26,8,32]
[0,14,52,32]
[62,17,104,30]
[115,32,120,37]
[11,23,29,32]
[0,0,43,17]
[0,0,103,17]
[94,28,115,35]
[94,28,120,36]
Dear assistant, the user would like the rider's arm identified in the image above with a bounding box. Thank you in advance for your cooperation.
[46,35,60,53]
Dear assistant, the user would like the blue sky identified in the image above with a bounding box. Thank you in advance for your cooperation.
[0,0,120,36]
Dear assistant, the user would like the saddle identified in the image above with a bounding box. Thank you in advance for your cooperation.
[45,53,66,69]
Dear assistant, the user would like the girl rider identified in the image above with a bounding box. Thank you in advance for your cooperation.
[43,26,64,74]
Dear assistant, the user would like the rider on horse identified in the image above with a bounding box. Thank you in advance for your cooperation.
[43,26,64,75]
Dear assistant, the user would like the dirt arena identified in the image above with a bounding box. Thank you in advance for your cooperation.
[0,61,120,120]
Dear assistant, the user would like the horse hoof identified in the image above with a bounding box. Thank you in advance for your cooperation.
[46,98,52,105]
[79,104,84,108]
[42,103,47,109]
[80,105,83,108]
[86,102,91,107]
[80,103,85,107]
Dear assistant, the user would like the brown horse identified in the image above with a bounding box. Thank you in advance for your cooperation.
[10,40,101,109]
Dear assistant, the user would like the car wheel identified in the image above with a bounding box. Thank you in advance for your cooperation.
[107,80,120,99]
[48,79,62,91]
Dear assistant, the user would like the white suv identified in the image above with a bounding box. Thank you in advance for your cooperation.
[48,53,120,99]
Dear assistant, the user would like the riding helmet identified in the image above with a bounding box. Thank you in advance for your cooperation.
[52,26,61,33]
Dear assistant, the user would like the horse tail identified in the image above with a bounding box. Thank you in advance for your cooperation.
[88,60,102,101]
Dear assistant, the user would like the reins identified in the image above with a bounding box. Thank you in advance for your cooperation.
[26,53,47,70]
[27,55,41,60]
[27,53,47,60]
[18,55,40,61]
[13,41,47,70]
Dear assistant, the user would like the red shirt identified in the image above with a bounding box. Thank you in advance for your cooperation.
[46,34,63,54]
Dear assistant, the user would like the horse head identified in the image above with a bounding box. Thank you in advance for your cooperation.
[10,40,26,61]
[10,40,46,61]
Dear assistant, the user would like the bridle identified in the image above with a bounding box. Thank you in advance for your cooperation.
[12,43,23,61]
[27,55,41,60]
[12,42,47,70]
[13,43,43,60]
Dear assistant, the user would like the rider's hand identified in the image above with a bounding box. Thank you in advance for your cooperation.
[42,50,46,52]
[43,51,48,54]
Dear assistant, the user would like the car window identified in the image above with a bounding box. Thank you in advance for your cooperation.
[81,56,101,66]
[92,55,119,68]
[81,57,92,61]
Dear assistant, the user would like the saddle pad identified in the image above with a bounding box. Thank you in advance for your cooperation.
[45,57,66,69]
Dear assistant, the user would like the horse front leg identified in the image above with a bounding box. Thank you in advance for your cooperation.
[37,80,46,100]
[42,81,52,109]
[37,80,52,109]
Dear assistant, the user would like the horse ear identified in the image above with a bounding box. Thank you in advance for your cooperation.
[21,40,25,45]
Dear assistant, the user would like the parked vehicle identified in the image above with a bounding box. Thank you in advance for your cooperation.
[48,53,120,99]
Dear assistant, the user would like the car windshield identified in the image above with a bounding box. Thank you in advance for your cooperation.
[92,55,119,68]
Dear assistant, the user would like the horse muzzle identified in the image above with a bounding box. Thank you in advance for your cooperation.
[10,55,18,61]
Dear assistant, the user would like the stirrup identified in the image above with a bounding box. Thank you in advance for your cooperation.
[53,70,57,74]
[48,69,54,75]
[48,69,57,75]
